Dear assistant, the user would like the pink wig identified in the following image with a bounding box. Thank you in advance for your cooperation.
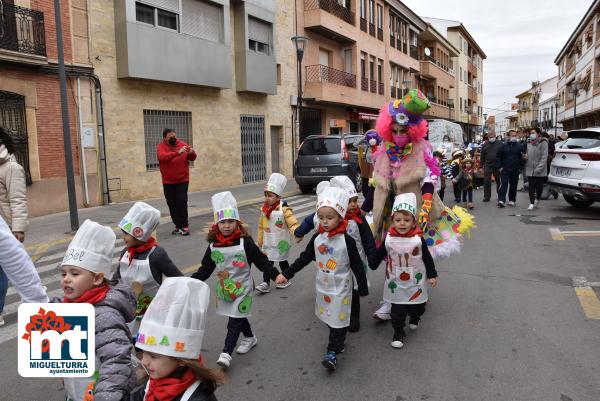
[375,102,429,144]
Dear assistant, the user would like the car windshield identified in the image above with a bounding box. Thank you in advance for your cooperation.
[299,138,341,155]
[564,131,600,149]
[344,136,363,151]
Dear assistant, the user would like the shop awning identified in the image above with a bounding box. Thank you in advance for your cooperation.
[358,112,379,120]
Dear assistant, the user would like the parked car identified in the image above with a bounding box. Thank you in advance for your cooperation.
[548,128,600,208]
[294,134,362,194]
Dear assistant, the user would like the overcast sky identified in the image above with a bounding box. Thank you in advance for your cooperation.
[403,0,592,115]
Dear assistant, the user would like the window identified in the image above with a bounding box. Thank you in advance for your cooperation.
[276,64,281,85]
[136,3,155,25]
[460,67,463,81]
[460,97,463,112]
[377,4,383,29]
[377,59,383,83]
[158,9,178,30]
[248,17,272,55]
[181,0,224,43]
[370,56,375,80]
[360,0,366,18]
[369,0,375,24]
[144,110,192,170]
[135,2,179,31]
[360,52,366,78]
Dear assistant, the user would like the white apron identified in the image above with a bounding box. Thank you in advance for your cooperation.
[64,358,100,401]
[346,219,370,289]
[262,206,291,262]
[119,247,159,337]
[384,235,428,304]
[211,239,254,318]
[143,379,201,401]
[314,233,353,328]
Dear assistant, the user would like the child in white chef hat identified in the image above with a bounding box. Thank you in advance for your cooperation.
[133,277,225,401]
[192,191,280,369]
[370,193,438,349]
[59,220,136,401]
[276,186,368,371]
[255,173,299,293]
[113,202,183,339]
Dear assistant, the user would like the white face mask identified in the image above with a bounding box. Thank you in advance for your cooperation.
[511,137,518,142]
[530,134,537,140]
[489,137,496,143]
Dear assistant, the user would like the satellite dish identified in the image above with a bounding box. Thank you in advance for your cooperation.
[424,47,432,57]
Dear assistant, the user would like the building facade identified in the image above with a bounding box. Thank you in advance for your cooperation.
[555,0,600,131]
[90,0,297,203]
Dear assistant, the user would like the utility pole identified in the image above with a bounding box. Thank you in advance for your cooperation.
[55,0,79,231]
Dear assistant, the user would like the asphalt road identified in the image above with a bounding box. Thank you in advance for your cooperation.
[1,189,599,401]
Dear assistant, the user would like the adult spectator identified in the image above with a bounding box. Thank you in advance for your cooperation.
[480,131,502,202]
[523,127,549,211]
[157,128,197,236]
[496,130,524,208]
[0,127,29,326]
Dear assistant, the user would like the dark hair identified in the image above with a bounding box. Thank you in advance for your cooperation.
[163,128,175,138]
[432,151,442,157]
[178,360,227,394]
[206,221,250,242]
[0,127,16,154]
[532,127,542,135]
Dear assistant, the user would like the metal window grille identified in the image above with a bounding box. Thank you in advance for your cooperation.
[0,91,32,185]
[143,110,192,170]
[240,115,266,183]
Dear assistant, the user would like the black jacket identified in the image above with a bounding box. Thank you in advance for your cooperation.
[496,141,524,172]
[480,140,502,170]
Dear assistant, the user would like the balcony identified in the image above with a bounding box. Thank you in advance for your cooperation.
[468,58,478,77]
[419,60,454,88]
[468,85,477,101]
[361,76,368,91]
[370,79,377,93]
[369,23,375,37]
[305,64,356,88]
[360,17,367,32]
[0,3,46,64]
[304,0,356,43]
[423,102,451,119]
[377,27,383,41]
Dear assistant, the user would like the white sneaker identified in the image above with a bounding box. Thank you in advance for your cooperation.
[236,335,258,354]
[508,201,515,207]
[409,323,419,331]
[0,314,4,327]
[527,204,535,211]
[276,280,292,289]
[391,339,405,348]
[373,301,392,320]
[217,352,232,369]
[255,282,270,293]
[534,200,539,209]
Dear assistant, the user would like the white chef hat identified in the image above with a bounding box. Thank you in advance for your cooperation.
[264,173,287,196]
[136,277,210,359]
[329,176,358,198]
[211,191,240,223]
[118,202,160,242]
[316,180,330,196]
[317,186,349,218]
[61,219,115,276]
[392,193,417,218]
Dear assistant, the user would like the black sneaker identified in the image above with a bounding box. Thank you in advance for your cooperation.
[321,351,337,370]
[171,228,181,235]
[180,226,190,236]
[391,330,406,349]
[348,315,360,333]
[482,198,491,202]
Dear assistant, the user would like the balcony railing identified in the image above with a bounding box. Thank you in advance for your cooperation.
[378,82,384,95]
[0,3,46,56]
[369,23,375,37]
[370,79,377,93]
[360,17,367,32]
[305,0,355,25]
[391,86,397,98]
[377,28,383,41]
[361,76,368,91]
[305,64,356,88]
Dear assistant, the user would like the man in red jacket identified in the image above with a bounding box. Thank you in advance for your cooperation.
[157,128,197,236]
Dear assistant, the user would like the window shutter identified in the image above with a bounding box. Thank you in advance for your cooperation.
[248,17,272,45]
[181,0,223,42]
[140,0,179,12]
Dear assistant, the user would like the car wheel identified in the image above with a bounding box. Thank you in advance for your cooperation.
[563,194,594,208]
[299,184,314,194]
[353,170,363,194]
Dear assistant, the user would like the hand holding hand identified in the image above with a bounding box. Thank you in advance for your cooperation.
[429,277,438,288]
[275,274,288,285]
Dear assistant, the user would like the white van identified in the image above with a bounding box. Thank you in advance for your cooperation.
[427,119,464,155]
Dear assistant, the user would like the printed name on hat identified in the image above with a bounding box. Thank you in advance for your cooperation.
[63,249,85,264]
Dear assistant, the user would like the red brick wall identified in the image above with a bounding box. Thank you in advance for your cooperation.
[32,0,74,62]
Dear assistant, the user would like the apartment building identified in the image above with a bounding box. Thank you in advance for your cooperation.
[90,0,297,203]
[424,18,486,141]
[297,0,428,137]
[0,0,101,216]
[515,76,558,130]
[555,0,600,131]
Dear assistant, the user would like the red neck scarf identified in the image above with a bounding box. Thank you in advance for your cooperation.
[318,219,348,238]
[145,367,197,401]
[63,284,109,304]
[345,208,363,224]
[128,237,157,266]
[262,200,280,219]
[388,225,422,238]
[213,225,243,247]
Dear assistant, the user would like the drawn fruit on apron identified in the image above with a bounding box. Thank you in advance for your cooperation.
[388,281,398,293]
[275,218,284,229]
[415,272,423,284]
[211,250,225,264]
[318,244,333,255]
[238,296,252,314]
[411,246,420,256]
[323,295,332,303]
[135,295,154,318]
[231,253,247,268]
[400,271,410,281]
[409,288,422,301]
[216,270,245,302]
[278,240,290,254]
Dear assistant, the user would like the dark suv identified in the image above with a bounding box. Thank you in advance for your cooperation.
[294,135,362,194]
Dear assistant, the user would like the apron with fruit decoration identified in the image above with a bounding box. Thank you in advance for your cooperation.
[346,219,370,290]
[314,232,353,328]
[262,206,291,261]
[383,235,428,304]
[64,363,100,401]
[210,239,254,318]
[118,247,158,338]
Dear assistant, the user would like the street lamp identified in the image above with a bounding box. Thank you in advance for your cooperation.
[572,81,580,130]
[291,35,309,145]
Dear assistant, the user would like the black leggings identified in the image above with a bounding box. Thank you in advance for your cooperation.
[391,303,426,333]
[223,317,253,354]
[264,260,288,283]
[527,176,545,204]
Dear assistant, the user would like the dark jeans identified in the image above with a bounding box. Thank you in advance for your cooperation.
[498,169,520,203]
[462,188,473,203]
[453,183,461,202]
[163,182,189,229]
[391,303,426,332]
[327,326,347,353]
[528,176,545,204]
[223,317,254,355]
[361,177,370,198]
[264,260,288,283]
[483,168,500,200]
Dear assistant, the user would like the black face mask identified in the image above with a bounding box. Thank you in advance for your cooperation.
[168,137,177,145]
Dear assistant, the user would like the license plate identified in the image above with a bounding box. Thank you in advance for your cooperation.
[311,167,327,173]
[555,167,571,177]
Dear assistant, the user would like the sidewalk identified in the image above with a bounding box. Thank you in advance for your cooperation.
[25,180,301,254]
